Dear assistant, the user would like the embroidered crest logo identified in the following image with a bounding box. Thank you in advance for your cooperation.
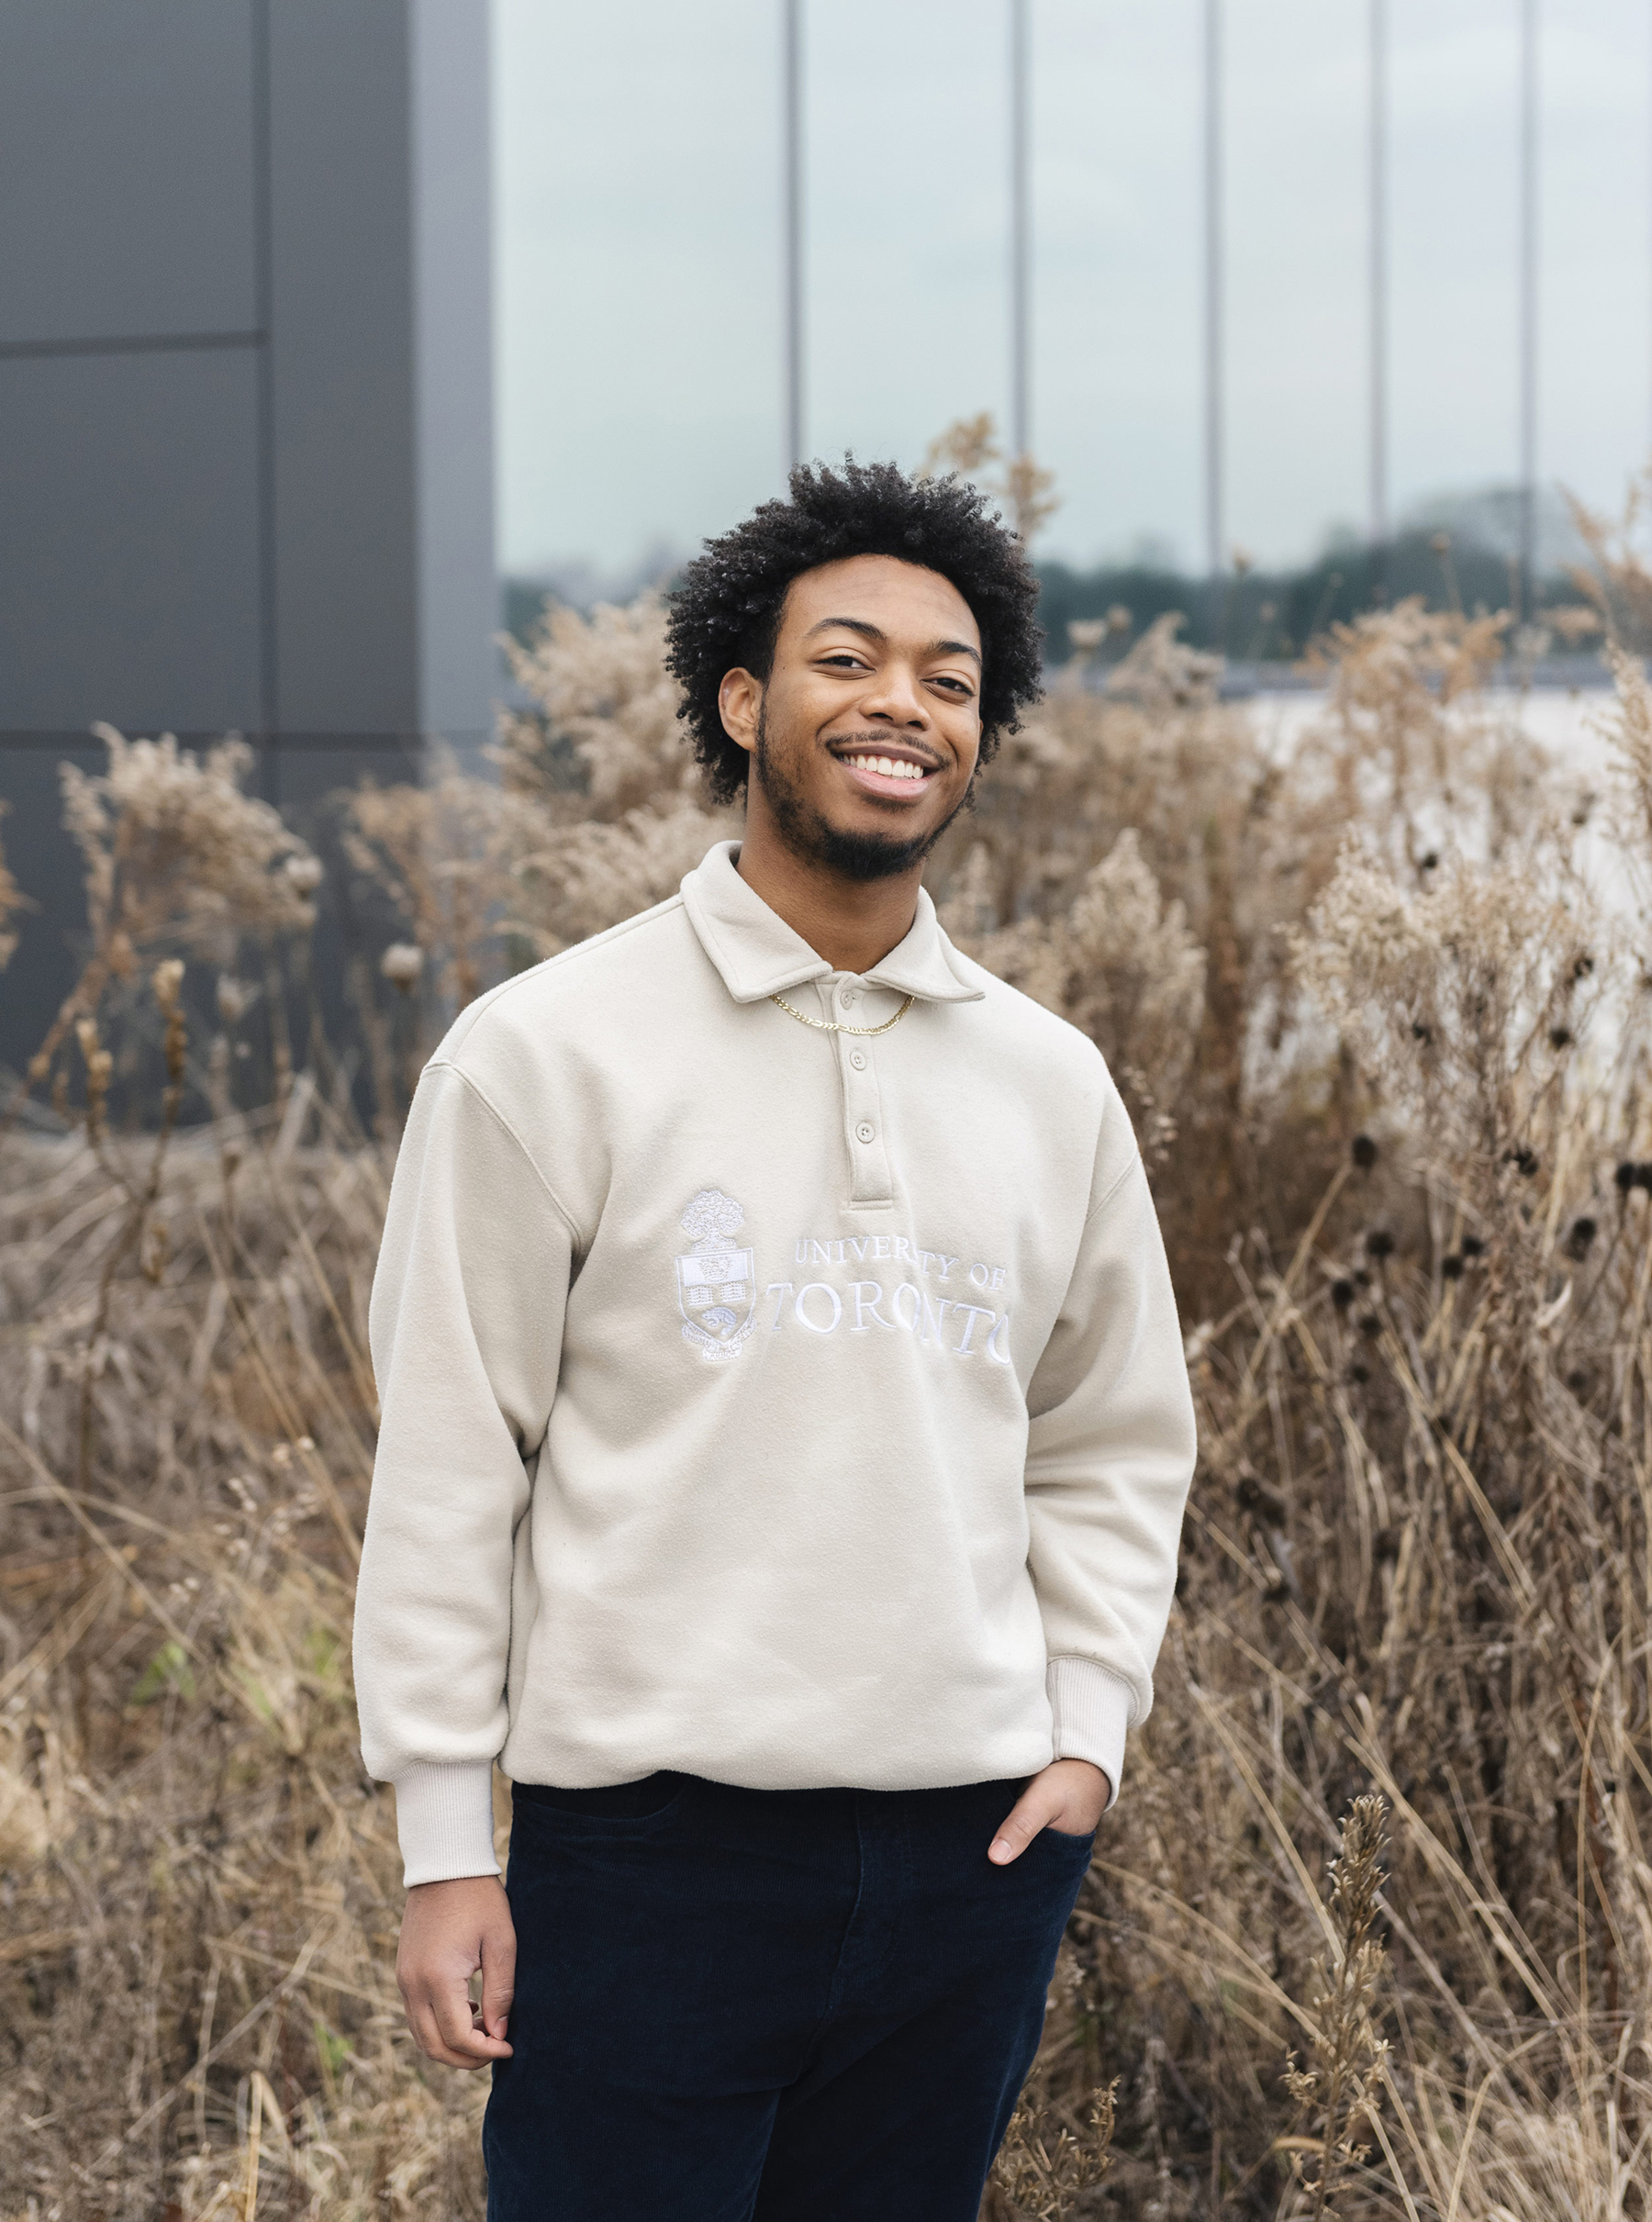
[675,1189,757,1362]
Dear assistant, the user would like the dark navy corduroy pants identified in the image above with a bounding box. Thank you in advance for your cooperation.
[482,1770,1094,2221]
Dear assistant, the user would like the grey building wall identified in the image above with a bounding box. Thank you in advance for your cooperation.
[0,0,496,1076]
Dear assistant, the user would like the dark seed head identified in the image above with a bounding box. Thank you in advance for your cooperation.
[1568,1216,1598,1259]
[1461,1234,1485,1257]
[1359,1313,1382,1337]
[1617,1161,1638,1192]
[1420,852,1439,870]
[1567,1368,1589,1394]
[1331,1278,1355,1309]
[1354,1267,1371,1287]
[1549,1026,1572,1049]
[1573,955,1594,980]
[1412,1022,1434,1044]
[1352,1133,1379,1169]
[1440,1254,1465,1279]
[1505,1146,1538,1178]
[1366,1229,1395,1259]
[1350,1363,1370,1384]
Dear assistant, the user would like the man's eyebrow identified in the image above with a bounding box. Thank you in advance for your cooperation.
[803,616,981,667]
[803,617,886,645]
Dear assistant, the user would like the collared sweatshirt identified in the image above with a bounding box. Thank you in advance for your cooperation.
[354,841,1197,1884]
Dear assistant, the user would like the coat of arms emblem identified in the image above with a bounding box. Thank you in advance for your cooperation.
[675,1189,757,1362]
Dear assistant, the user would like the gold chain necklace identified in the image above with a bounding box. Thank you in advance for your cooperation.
[769,990,915,1037]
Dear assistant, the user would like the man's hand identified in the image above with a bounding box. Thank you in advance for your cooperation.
[988,1758,1110,1864]
[396,1874,517,2069]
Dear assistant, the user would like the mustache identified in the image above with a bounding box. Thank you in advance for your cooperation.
[826,732,943,766]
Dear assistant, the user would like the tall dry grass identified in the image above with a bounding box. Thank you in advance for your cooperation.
[4,507,1652,2217]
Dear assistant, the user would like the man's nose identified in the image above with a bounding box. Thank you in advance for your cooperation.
[858,665,930,729]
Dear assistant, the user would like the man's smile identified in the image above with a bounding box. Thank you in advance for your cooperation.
[828,736,943,801]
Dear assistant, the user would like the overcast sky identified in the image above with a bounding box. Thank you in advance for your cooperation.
[493,0,1650,579]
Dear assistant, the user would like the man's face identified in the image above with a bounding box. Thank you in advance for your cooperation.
[719,554,984,881]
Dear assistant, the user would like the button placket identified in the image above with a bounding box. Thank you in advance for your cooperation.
[828,973,894,1206]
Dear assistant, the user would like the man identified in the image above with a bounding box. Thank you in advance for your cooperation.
[354,459,1197,2220]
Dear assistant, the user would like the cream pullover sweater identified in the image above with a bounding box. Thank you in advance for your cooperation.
[354,842,1197,1885]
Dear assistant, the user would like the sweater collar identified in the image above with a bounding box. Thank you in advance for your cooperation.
[680,840,985,1008]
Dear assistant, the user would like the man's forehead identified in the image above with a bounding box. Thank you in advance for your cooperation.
[780,556,978,642]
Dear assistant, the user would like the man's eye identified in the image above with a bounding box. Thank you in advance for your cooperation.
[820,654,865,669]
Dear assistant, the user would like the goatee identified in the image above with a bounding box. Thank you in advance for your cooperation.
[752,706,966,883]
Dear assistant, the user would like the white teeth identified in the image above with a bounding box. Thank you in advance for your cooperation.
[844,754,926,780]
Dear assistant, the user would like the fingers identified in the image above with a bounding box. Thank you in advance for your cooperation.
[988,1784,1055,1865]
[407,1994,486,2071]
[988,1760,1111,1863]
[430,1972,513,2065]
[403,1974,513,2069]
[480,1916,518,2043]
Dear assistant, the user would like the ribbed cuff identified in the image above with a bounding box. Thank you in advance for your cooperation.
[1045,1658,1133,1810]
[393,1760,501,1886]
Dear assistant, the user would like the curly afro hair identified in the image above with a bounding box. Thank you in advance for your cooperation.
[664,457,1044,805]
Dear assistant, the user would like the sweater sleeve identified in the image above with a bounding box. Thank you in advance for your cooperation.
[353,1058,575,1885]
[1023,1132,1196,1809]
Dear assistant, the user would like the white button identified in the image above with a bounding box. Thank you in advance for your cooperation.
[849,1050,867,1070]
[840,988,858,1008]
[855,1122,875,1144]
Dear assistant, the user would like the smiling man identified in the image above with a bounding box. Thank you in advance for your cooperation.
[353,460,1197,2220]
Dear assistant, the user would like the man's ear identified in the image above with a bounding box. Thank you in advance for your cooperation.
[718,667,761,757]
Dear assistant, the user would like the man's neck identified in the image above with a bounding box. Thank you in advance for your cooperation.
[733,811,923,976]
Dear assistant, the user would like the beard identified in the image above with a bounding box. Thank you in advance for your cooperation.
[751,704,969,883]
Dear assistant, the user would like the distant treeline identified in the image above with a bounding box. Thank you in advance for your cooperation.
[1036,529,1579,664]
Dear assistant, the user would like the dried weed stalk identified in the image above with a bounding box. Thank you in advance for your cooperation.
[0,801,28,973]
[992,2074,1117,2220]
[921,410,1061,542]
[24,728,318,1107]
[1568,467,1652,652]
[1278,1796,1391,2221]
